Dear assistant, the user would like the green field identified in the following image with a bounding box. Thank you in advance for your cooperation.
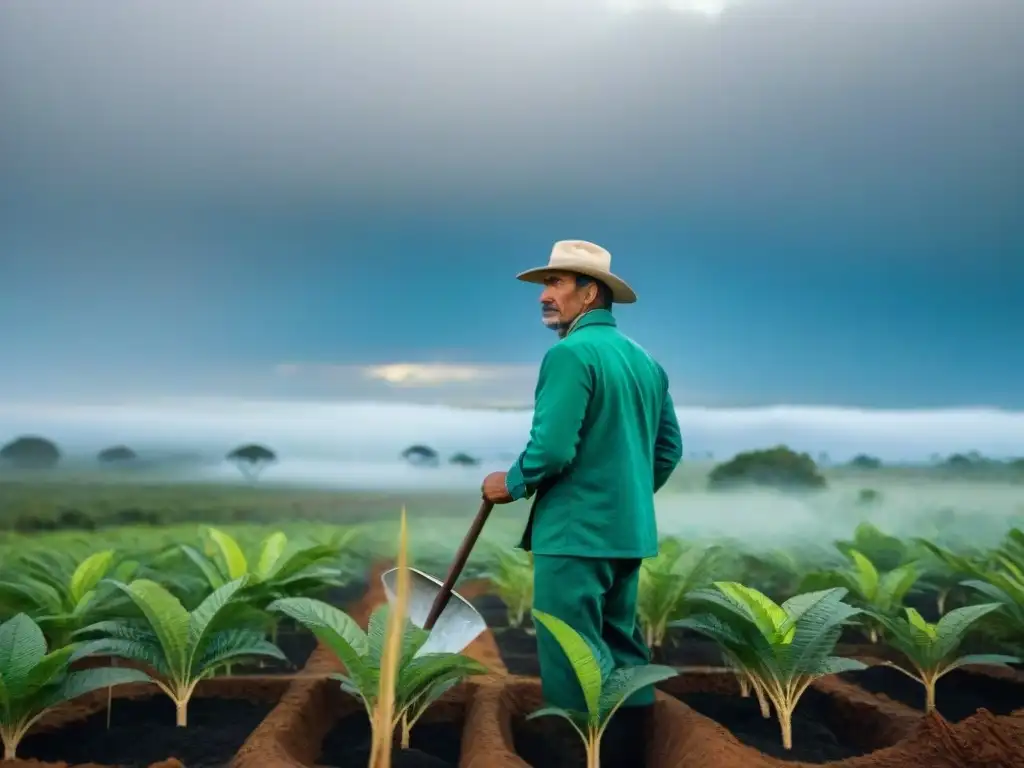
[0,464,1021,763]
[1,462,1021,578]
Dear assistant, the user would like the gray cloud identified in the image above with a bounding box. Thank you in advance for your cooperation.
[2,0,1021,249]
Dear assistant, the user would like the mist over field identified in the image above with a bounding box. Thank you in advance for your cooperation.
[1,399,1023,469]
[0,398,1021,554]
[1,400,1022,478]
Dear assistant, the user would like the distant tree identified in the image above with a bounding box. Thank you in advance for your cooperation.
[817,451,831,466]
[943,453,973,469]
[857,488,881,505]
[449,452,479,467]
[707,445,826,491]
[0,435,60,469]
[97,445,137,464]
[226,443,277,481]
[849,454,882,470]
[402,444,439,467]
[1011,458,1024,474]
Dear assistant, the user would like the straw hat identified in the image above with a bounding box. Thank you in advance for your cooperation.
[516,240,637,304]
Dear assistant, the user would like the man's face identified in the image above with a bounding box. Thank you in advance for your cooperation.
[540,271,597,334]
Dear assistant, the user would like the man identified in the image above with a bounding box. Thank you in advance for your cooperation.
[481,240,683,763]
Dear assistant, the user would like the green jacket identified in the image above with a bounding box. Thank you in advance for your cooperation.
[505,309,683,558]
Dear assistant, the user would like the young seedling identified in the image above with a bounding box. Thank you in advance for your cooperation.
[871,603,1020,714]
[960,566,1024,649]
[73,575,285,726]
[527,609,679,768]
[0,549,137,646]
[484,546,534,628]
[182,527,352,601]
[636,539,719,649]
[180,525,357,653]
[267,598,488,749]
[800,549,919,642]
[913,538,995,615]
[674,584,866,751]
[835,522,908,573]
[0,613,149,759]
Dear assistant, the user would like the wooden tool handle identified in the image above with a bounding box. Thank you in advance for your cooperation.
[423,499,495,630]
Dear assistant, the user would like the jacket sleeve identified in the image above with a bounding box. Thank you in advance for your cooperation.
[653,387,683,492]
[505,344,592,501]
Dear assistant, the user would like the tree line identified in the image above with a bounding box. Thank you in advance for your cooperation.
[2,434,1021,489]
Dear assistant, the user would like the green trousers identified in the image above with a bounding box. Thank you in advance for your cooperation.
[532,555,654,712]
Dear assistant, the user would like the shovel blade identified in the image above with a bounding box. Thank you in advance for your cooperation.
[380,567,486,655]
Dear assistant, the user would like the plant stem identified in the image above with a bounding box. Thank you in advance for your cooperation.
[586,729,600,768]
[400,712,411,749]
[753,680,770,718]
[737,674,750,697]
[923,676,937,714]
[936,589,948,616]
[2,730,17,761]
[777,705,793,750]
[176,700,188,727]
[869,626,878,643]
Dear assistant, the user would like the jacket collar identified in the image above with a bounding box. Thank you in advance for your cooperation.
[566,308,616,336]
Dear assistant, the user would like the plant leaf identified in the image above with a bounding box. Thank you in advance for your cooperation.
[106,579,191,680]
[597,664,678,721]
[0,614,49,690]
[256,532,288,581]
[204,527,248,580]
[532,609,602,725]
[40,667,153,711]
[187,576,251,668]
[180,545,226,590]
[69,551,115,606]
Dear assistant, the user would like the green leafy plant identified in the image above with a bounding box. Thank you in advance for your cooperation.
[267,597,487,748]
[0,550,138,646]
[960,568,1024,651]
[484,547,534,628]
[731,543,840,603]
[835,523,907,572]
[800,549,919,642]
[73,576,285,726]
[674,584,866,751]
[527,609,678,768]
[181,526,355,640]
[0,613,149,759]
[871,604,1020,713]
[182,526,352,600]
[637,539,719,649]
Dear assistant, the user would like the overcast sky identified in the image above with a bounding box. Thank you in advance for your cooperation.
[1,0,1021,409]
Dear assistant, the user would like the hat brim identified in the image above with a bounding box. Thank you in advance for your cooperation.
[516,266,637,304]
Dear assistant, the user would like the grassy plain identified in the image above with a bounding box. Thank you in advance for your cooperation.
[1,462,1021,575]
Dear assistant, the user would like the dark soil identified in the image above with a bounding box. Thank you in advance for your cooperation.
[840,665,1024,721]
[470,594,540,676]
[320,579,370,609]
[318,713,461,767]
[493,627,540,676]
[653,627,724,667]
[675,688,864,763]
[19,694,273,767]
[513,715,587,768]
[512,706,650,768]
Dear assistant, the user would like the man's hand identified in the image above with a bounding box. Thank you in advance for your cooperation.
[481,471,514,504]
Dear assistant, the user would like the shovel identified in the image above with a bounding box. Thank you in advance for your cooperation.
[381,500,494,656]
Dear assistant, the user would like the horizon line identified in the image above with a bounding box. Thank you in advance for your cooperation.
[0,396,1022,416]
